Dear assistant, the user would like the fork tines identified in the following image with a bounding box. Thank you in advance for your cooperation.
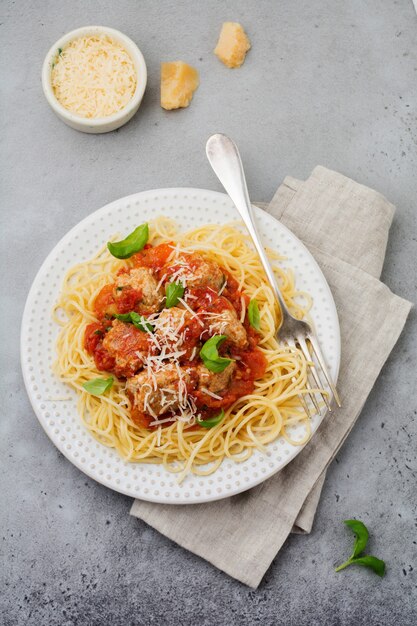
[286,334,341,416]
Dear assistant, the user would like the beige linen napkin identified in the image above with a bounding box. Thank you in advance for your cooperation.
[130,166,412,588]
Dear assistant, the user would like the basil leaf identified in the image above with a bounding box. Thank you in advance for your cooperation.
[335,519,385,577]
[165,282,185,308]
[200,359,229,373]
[82,376,113,396]
[198,410,225,429]
[335,554,386,577]
[200,335,233,373]
[93,329,103,336]
[344,519,369,558]
[58,47,62,55]
[114,312,153,332]
[107,223,149,259]
[130,311,153,332]
[248,299,261,330]
[200,335,226,360]
[350,556,385,577]
[113,313,132,322]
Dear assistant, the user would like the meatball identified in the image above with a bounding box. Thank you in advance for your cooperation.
[197,362,236,395]
[127,364,197,418]
[115,267,164,314]
[202,307,248,349]
[154,307,190,348]
[163,253,224,292]
[186,254,224,291]
[102,320,149,378]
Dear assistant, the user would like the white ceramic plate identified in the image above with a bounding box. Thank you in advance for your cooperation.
[21,188,340,504]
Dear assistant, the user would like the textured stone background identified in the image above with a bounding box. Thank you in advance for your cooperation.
[1,1,416,624]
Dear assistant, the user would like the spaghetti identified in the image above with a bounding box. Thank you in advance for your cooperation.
[53,217,315,482]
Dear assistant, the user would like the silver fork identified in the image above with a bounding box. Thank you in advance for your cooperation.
[206,133,341,414]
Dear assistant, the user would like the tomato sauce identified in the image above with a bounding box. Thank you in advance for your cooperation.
[187,271,249,319]
[84,322,105,353]
[180,317,203,360]
[84,322,116,372]
[222,270,249,318]
[132,242,174,274]
[190,346,267,420]
[94,284,117,320]
[84,241,267,428]
[130,404,154,429]
[115,287,143,314]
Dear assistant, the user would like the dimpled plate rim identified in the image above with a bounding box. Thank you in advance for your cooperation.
[21,188,341,504]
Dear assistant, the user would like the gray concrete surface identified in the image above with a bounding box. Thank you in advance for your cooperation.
[1,1,416,624]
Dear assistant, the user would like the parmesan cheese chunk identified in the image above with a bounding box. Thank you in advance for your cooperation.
[160,61,199,110]
[51,34,137,118]
[214,22,251,69]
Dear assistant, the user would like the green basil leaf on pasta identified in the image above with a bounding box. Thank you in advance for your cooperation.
[113,313,132,322]
[165,282,185,308]
[107,223,149,259]
[200,335,233,373]
[129,312,153,332]
[82,376,113,396]
[248,299,261,330]
[200,335,226,360]
[198,409,225,429]
[114,312,153,332]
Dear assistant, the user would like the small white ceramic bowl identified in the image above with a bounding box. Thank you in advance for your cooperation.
[42,26,147,134]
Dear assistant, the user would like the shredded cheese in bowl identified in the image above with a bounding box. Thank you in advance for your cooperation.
[51,34,137,119]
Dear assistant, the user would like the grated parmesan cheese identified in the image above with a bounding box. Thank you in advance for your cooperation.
[51,34,137,118]
[200,387,223,400]
[218,279,227,296]
[178,298,204,326]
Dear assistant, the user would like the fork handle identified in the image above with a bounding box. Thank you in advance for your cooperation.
[206,133,290,327]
